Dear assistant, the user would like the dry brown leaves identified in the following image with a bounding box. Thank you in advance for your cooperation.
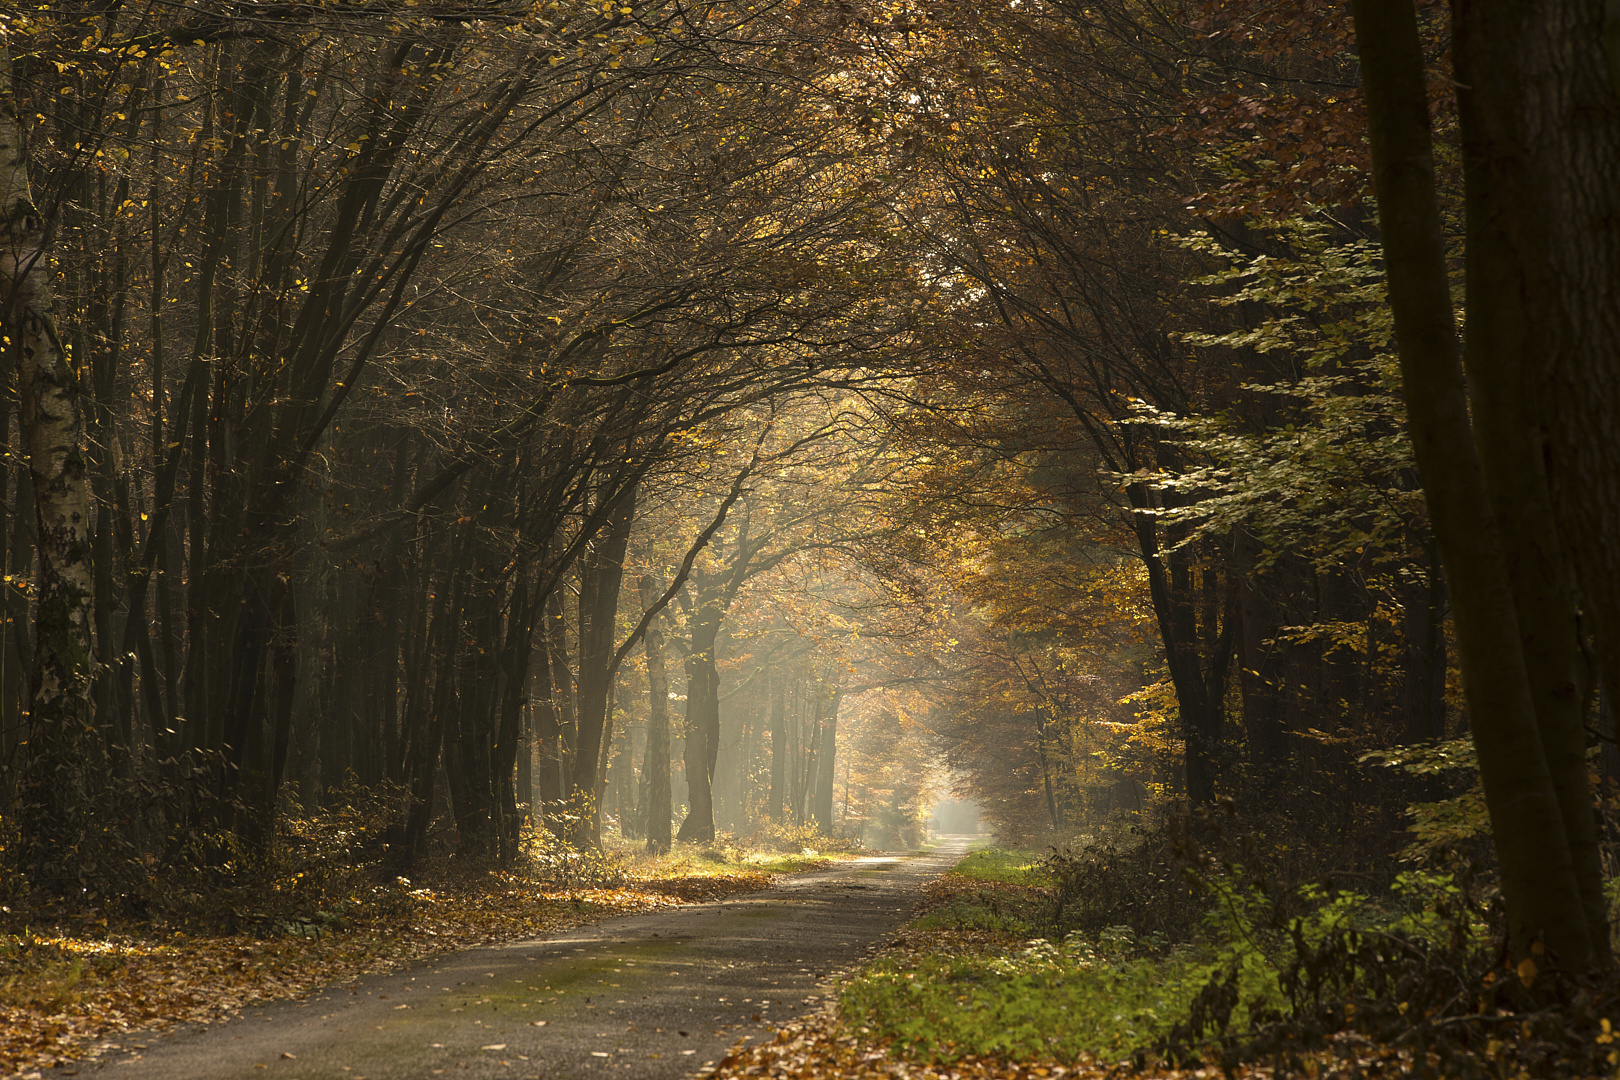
[710,1011,1107,1080]
[0,874,771,1076]
[635,871,774,902]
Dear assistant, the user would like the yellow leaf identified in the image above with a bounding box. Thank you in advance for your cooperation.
[1517,957,1538,987]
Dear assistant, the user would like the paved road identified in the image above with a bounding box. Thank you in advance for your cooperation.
[55,838,969,1080]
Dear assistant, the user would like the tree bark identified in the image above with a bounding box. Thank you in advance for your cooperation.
[570,481,638,845]
[1354,0,1595,969]
[676,569,724,844]
[2,43,98,894]
[768,673,786,823]
[530,625,566,836]
[812,688,839,835]
[639,576,673,854]
[1461,0,1620,966]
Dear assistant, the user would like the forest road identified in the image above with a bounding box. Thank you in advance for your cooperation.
[55,837,971,1080]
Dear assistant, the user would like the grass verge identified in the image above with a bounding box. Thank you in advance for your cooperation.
[835,863,1214,1065]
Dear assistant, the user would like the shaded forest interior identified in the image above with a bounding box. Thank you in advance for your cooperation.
[4,0,1620,1073]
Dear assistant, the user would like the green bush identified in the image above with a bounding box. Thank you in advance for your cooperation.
[844,836,1522,1070]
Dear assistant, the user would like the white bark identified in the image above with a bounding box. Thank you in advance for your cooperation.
[1,42,96,876]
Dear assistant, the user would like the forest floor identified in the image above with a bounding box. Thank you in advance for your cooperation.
[1,842,848,1078]
[5,837,1499,1080]
[15,840,965,1080]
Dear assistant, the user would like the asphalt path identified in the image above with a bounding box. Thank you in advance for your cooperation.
[54,837,970,1080]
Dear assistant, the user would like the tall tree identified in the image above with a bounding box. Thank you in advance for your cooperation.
[1,40,97,893]
[1352,0,1608,970]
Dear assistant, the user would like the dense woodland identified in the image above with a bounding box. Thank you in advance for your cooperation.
[3,0,1620,1059]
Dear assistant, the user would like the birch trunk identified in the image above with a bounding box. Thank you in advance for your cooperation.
[1,44,97,892]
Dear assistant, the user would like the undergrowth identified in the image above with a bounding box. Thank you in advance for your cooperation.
[843,810,1620,1079]
[843,924,1206,1061]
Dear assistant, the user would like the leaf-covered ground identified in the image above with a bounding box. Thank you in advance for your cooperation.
[0,864,788,1075]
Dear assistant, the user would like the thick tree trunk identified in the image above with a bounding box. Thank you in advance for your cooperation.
[570,482,638,846]
[639,576,673,854]
[1354,0,1596,969]
[2,45,98,893]
[1454,0,1620,966]
[1453,55,1608,958]
[676,570,723,844]
[1463,1,1620,725]
[529,628,566,836]
[812,689,839,835]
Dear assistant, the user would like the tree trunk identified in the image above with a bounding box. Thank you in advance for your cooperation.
[676,569,723,844]
[2,43,98,894]
[570,481,638,846]
[1130,495,1231,803]
[1354,0,1596,970]
[1453,58,1607,957]
[530,625,566,836]
[812,689,839,835]
[768,673,786,823]
[639,576,673,854]
[1454,0,1620,967]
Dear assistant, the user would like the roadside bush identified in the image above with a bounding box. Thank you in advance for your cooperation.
[743,818,863,855]
[523,824,628,889]
[139,776,412,936]
[1042,821,1208,943]
[1151,852,1620,1079]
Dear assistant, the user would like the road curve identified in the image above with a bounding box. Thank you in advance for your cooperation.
[56,837,969,1080]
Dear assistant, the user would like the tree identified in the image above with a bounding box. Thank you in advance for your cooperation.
[1,39,97,893]
[1351,0,1613,971]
